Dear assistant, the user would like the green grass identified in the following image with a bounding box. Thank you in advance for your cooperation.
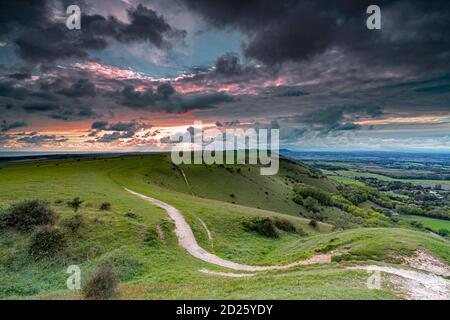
[326,169,450,189]
[400,215,450,233]
[0,154,448,299]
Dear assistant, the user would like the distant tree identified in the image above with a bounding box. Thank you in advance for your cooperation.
[67,197,84,212]
[303,196,320,213]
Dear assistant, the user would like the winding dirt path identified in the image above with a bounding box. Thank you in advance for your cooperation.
[348,265,449,300]
[125,188,333,271]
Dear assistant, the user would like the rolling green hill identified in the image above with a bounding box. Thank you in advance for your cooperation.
[0,154,448,299]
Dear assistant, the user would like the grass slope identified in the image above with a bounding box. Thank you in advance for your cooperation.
[0,154,448,299]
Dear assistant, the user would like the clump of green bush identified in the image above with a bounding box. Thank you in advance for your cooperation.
[309,219,319,229]
[28,225,66,259]
[124,211,138,219]
[83,265,118,300]
[144,227,160,246]
[61,214,84,233]
[273,218,296,232]
[242,218,279,238]
[67,197,83,212]
[100,202,111,211]
[294,184,333,206]
[0,200,58,231]
[437,229,449,237]
[302,196,321,213]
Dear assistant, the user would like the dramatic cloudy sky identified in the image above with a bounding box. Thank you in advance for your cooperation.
[1,0,449,152]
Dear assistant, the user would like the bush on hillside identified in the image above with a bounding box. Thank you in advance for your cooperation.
[273,218,296,233]
[437,229,449,237]
[124,211,138,219]
[61,214,84,233]
[242,218,279,238]
[303,196,321,213]
[83,265,118,300]
[409,220,424,229]
[67,197,84,212]
[28,225,66,259]
[309,219,319,229]
[294,184,333,206]
[0,200,58,231]
[100,202,111,211]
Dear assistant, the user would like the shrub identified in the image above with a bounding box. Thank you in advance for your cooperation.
[294,184,333,206]
[144,227,160,246]
[0,200,58,231]
[67,197,84,212]
[28,225,66,259]
[124,211,138,219]
[303,196,320,213]
[273,218,296,233]
[309,219,319,229]
[437,229,449,237]
[100,202,111,211]
[61,214,84,233]
[83,265,118,300]
[242,218,279,238]
[410,220,424,229]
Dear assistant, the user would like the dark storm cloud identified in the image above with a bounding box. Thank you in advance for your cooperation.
[182,0,450,70]
[96,131,132,143]
[334,123,361,131]
[49,106,95,120]
[91,120,109,130]
[57,79,96,97]
[215,52,242,75]
[89,120,150,143]
[119,85,157,108]
[22,102,59,112]
[6,2,185,62]
[279,127,308,143]
[8,72,32,80]
[261,86,309,97]
[290,104,381,133]
[1,120,27,132]
[0,0,49,36]
[118,83,234,113]
[18,133,68,144]
[223,120,240,126]
[0,82,28,100]
[104,120,146,132]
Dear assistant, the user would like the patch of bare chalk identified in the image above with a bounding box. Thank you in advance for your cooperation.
[199,268,255,277]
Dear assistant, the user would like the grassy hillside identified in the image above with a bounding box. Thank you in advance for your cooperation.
[116,154,336,215]
[0,154,448,299]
